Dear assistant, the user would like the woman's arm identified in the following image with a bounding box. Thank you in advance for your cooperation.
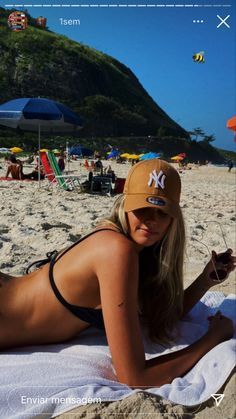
[182,272,210,317]
[5,165,10,177]
[142,311,233,388]
[95,233,233,388]
[18,163,23,180]
[95,233,146,384]
[182,249,235,317]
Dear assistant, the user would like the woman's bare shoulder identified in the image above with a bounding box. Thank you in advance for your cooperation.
[89,229,138,285]
[90,228,136,255]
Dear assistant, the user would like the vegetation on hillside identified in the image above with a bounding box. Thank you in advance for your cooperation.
[0,7,187,138]
[0,128,235,164]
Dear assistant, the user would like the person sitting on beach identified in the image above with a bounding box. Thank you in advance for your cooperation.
[94,158,103,174]
[58,151,65,172]
[9,153,18,163]
[5,163,23,180]
[5,155,44,181]
[105,165,113,174]
[5,156,24,180]
[105,165,116,183]
[24,167,45,180]
[23,157,45,180]
[0,159,235,387]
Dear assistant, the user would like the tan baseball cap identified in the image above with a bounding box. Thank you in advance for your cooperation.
[123,159,181,218]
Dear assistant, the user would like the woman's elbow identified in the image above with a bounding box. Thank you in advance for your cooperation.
[116,369,144,389]
[117,375,142,389]
[117,369,173,389]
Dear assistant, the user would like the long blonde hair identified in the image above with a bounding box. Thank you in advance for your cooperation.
[97,195,185,343]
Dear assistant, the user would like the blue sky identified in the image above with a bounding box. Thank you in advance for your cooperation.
[4,1,236,151]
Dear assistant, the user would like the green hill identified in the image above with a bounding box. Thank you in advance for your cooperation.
[0,7,187,138]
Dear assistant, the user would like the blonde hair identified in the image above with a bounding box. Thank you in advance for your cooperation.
[97,195,185,343]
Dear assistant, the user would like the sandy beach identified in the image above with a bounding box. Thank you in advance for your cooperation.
[0,159,235,418]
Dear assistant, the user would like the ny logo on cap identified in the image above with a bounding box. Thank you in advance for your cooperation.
[148,170,166,189]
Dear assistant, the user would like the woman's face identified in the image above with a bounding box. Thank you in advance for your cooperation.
[126,207,172,250]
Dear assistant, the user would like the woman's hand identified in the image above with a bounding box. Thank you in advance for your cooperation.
[207,310,234,343]
[201,249,235,287]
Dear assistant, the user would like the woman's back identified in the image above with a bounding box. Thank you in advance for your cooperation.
[0,229,137,349]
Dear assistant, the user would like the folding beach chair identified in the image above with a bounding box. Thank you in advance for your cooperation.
[90,175,113,195]
[40,152,55,183]
[41,152,82,192]
[47,151,83,191]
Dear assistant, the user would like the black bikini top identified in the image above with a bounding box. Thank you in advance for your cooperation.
[26,227,122,330]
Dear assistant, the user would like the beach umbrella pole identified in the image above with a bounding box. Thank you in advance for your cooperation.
[38,124,41,188]
[66,140,70,173]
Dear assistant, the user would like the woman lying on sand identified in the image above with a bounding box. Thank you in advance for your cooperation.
[0,159,235,387]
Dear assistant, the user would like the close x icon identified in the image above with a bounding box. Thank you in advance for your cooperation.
[217,15,230,29]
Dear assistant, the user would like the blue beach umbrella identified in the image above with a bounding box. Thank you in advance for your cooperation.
[140,152,161,160]
[107,149,119,159]
[69,145,93,157]
[0,98,83,185]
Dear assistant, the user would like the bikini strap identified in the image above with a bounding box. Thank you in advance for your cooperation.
[25,227,121,274]
[54,226,121,264]
[25,250,58,274]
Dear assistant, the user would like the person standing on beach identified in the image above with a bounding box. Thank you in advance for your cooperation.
[58,151,66,172]
[228,160,233,172]
[0,159,235,387]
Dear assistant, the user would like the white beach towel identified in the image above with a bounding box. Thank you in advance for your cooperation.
[0,291,235,419]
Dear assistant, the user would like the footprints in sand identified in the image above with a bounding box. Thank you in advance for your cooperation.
[0,166,235,279]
